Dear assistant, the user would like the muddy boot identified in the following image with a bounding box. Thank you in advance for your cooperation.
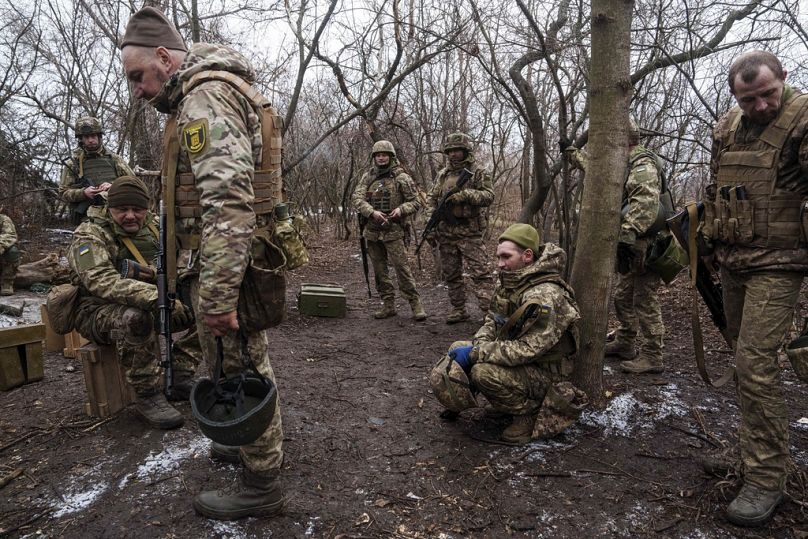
[374,300,397,319]
[210,443,241,464]
[603,340,637,360]
[501,413,537,444]
[700,454,738,477]
[619,356,664,374]
[445,307,470,325]
[0,278,13,296]
[410,299,427,321]
[193,468,285,520]
[133,391,184,429]
[726,483,783,527]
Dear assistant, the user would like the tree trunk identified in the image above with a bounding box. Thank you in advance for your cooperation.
[569,0,634,406]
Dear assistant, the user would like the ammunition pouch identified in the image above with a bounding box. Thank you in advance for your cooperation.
[272,206,309,271]
[46,283,81,334]
[237,231,287,333]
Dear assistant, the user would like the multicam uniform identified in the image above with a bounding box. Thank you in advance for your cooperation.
[59,148,134,224]
[0,214,20,294]
[704,85,808,492]
[352,163,421,306]
[428,156,495,315]
[151,43,284,475]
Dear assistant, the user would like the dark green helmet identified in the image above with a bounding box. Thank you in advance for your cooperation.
[74,116,103,137]
[442,132,473,154]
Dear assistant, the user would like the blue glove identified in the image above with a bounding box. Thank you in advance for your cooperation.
[449,345,474,372]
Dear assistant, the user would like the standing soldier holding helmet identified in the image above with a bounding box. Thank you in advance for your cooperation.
[59,116,135,224]
[427,132,495,324]
[352,140,427,320]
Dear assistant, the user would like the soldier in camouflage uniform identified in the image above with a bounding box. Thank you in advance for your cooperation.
[564,122,667,374]
[427,133,495,324]
[352,140,426,320]
[68,177,193,429]
[698,51,808,527]
[430,224,581,443]
[122,6,288,520]
[59,117,135,224]
[0,210,20,295]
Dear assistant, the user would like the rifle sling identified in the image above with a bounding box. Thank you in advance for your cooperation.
[497,299,542,341]
[687,202,734,388]
[119,223,159,267]
[162,116,179,294]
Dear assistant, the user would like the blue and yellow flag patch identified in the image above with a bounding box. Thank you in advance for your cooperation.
[78,244,91,257]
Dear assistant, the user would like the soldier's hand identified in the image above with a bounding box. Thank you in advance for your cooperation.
[447,192,465,204]
[97,182,112,192]
[204,311,239,336]
[171,299,194,331]
[389,207,403,220]
[448,345,474,373]
[83,186,102,199]
[616,242,635,275]
[371,211,388,225]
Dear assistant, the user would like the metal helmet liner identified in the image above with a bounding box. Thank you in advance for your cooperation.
[75,116,103,137]
[428,354,477,412]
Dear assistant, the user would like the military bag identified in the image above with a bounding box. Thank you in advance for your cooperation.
[237,230,287,333]
[45,283,81,334]
[645,234,688,284]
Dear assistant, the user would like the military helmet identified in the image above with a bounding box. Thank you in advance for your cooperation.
[428,354,478,412]
[442,132,473,154]
[786,334,808,383]
[74,116,103,137]
[191,373,278,446]
[371,140,396,158]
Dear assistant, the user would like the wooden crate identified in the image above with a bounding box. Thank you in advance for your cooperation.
[63,329,89,359]
[39,304,65,353]
[78,343,136,418]
[0,324,45,391]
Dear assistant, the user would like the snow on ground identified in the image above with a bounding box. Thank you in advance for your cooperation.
[580,384,688,436]
[118,433,210,489]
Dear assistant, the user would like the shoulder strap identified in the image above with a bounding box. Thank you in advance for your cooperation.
[119,236,148,266]
[161,115,179,293]
[759,93,808,149]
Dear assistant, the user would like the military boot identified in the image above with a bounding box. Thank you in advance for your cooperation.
[210,443,241,464]
[410,299,427,321]
[166,375,195,402]
[374,300,397,319]
[726,483,783,527]
[0,279,13,296]
[446,307,470,325]
[700,454,738,477]
[619,356,664,374]
[193,468,285,520]
[501,413,537,444]
[133,392,184,429]
[603,340,637,360]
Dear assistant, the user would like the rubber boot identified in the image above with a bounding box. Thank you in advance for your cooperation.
[193,467,286,520]
[603,340,637,360]
[501,413,537,444]
[619,356,664,374]
[374,300,397,319]
[726,483,783,527]
[410,299,427,321]
[0,278,13,296]
[445,307,470,325]
[133,392,184,429]
[210,443,241,464]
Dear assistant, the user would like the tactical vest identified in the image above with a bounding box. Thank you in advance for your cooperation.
[439,168,480,219]
[78,152,118,186]
[116,222,159,267]
[366,169,396,213]
[162,70,284,250]
[703,93,808,249]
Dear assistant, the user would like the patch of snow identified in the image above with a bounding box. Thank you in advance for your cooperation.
[210,520,253,539]
[304,516,320,536]
[580,385,688,436]
[52,482,109,518]
[119,434,209,489]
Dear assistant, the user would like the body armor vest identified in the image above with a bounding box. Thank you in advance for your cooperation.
[439,167,480,219]
[704,93,808,249]
[366,169,397,213]
[116,223,159,267]
[79,153,118,186]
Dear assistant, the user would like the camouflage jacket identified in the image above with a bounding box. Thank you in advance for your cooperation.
[709,85,808,272]
[68,208,159,311]
[58,147,134,204]
[427,157,494,238]
[352,164,420,242]
[0,214,17,254]
[472,243,580,368]
[151,43,266,315]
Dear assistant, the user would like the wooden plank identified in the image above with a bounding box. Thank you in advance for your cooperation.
[0,348,25,391]
[23,343,43,382]
[39,304,65,353]
[0,324,45,348]
[79,344,134,418]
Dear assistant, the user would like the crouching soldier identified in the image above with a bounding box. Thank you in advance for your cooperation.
[67,176,196,428]
[429,224,587,443]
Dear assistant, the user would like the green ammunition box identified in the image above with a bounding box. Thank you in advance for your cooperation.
[298,283,347,318]
[0,324,45,391]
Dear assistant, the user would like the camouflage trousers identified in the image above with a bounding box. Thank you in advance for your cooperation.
[722,268,801,491]
[0,244,20,281]
[612,268,664,362]
[366,238,420,302]
[437,234,493,312]
[190,278,284,476]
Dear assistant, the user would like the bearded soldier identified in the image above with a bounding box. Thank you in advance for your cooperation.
[121,7,293,520]
[427,132,495,324]
[0,210,20,296]
[352,140,426,320]
[59,117,135,224]
[67,177,193,428]
[429,224,584,444]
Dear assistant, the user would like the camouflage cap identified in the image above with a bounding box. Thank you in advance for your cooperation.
[499,223,541,252]
[108,176,149,209]
[428,354,477,412]
[74,116,103,137]
[442,132,473,154]
[120,7,187,52]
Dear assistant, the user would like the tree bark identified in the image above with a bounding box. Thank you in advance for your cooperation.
[570,0,634,406]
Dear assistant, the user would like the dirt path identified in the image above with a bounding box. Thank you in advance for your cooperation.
[1,232,807,538]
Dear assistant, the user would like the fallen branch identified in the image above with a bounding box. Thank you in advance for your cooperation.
[0,429,47,453]
[0,508,52,536]
[0,468,23,489]
[0,301,25,317]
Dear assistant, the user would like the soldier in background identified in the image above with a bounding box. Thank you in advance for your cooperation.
[59,116,135,224]
[68,177,193,429]
[427,132,495,324]
[0,209,20,296]
[429,224,583,444]
[352,140,427,320]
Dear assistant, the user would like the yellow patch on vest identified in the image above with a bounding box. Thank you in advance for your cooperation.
[183,119,209,155]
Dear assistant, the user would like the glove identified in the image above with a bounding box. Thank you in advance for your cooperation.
[558,137,572,153]
[170,299,195,330]
[448,345,474,373]
[616,242,635,275]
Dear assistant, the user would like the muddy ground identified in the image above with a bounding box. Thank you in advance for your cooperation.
[1,228,808,539]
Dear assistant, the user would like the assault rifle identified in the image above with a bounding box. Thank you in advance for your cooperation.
[156,201,176,399]
[358,214,372,298]
[415,167,473,257]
